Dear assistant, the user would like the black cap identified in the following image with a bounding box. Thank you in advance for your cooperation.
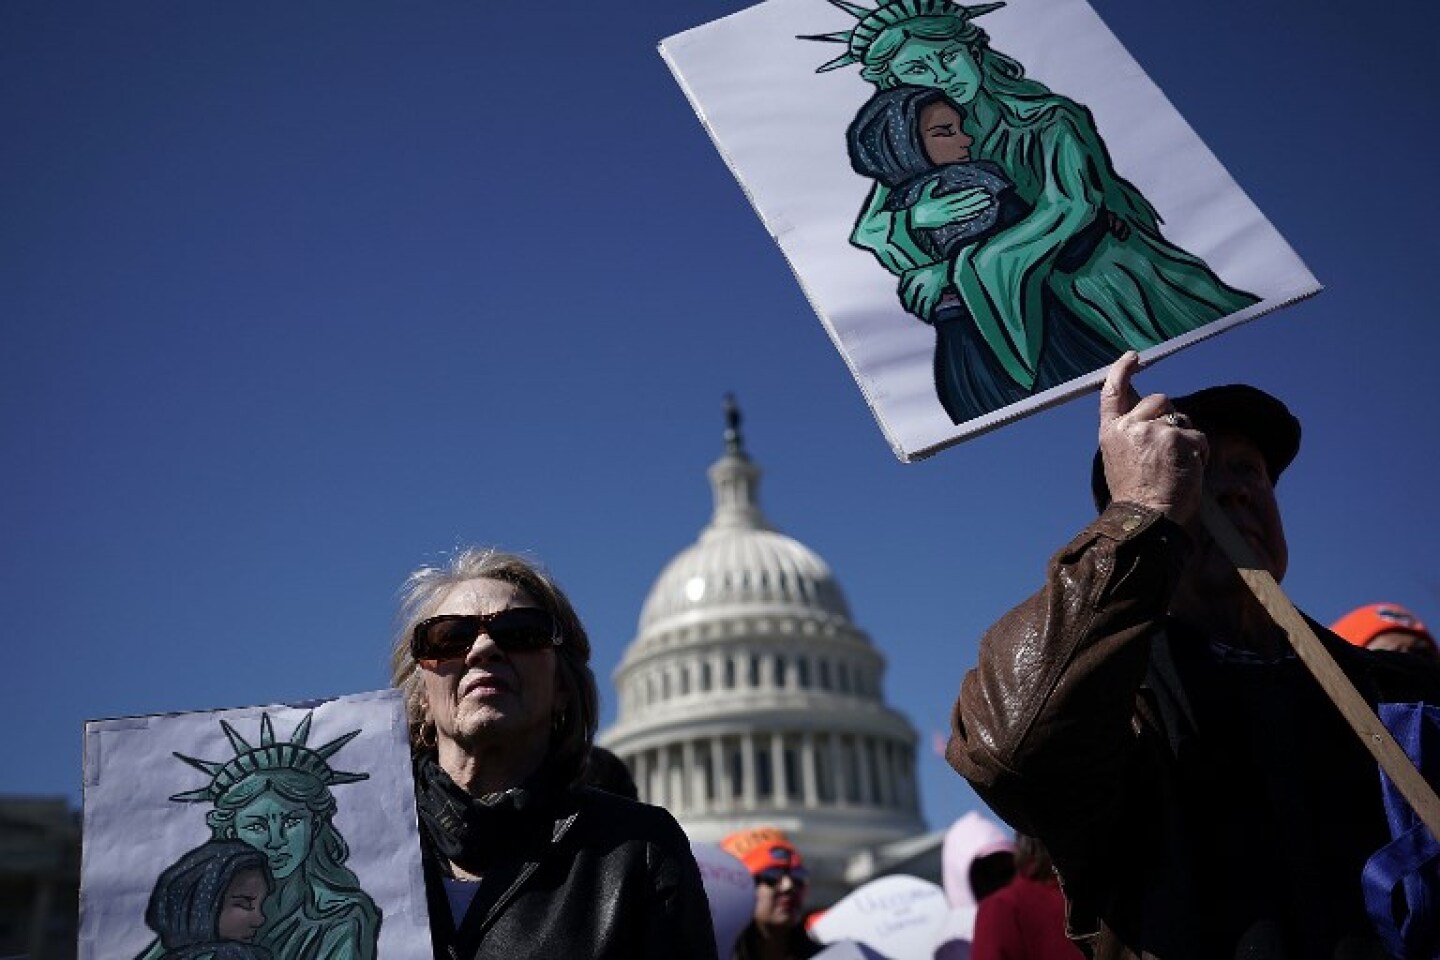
[1091,384,1302,512]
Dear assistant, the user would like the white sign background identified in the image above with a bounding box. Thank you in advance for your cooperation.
[661,0,1320,459]
[80,689,430,960]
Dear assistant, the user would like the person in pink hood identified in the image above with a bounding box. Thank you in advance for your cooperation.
[933,811,1017,957]
[944,812,1017,913]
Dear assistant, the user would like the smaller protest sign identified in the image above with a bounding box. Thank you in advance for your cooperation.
[692,841,759,959]
[80,689,430,960]
[810,874,950,958]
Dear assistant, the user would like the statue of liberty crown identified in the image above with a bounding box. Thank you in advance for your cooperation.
[170,711,368,804]
[799,0,1004,72]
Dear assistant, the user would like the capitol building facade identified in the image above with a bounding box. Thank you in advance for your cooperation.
[599,405,933,905]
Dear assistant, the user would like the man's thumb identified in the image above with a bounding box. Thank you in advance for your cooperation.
[1099,351,1141,426]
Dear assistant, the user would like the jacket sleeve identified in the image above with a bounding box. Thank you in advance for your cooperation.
[946,503,1188,852]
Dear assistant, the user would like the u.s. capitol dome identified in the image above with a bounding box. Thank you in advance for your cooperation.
[600,401,928,906]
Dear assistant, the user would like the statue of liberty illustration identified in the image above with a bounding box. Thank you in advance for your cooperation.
[804,0,1258,422]
[137,712,381,960]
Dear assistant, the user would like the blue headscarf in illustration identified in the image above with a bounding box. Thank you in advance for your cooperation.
[144,840,274,960]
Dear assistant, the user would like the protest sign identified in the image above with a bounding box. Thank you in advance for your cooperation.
[810,874,950,957]
[80,689,430,960]
[691,841,759,959]
[661,0,1320,459]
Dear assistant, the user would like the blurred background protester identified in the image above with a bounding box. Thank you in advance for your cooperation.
[391,547,716,959]
[721,826,821,960]
[970,835,1081,960]
[944,811,1017,911]
[933,811,1017,958]
[1332,603,1438,661]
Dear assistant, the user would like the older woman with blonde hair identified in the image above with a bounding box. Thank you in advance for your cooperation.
[390,547,717,960]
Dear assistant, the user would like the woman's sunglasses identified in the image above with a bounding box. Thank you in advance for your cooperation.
[411,609,562,664]
[754,866,809,888]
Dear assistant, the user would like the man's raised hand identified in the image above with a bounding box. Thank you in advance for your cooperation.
[1097,352,1209,524]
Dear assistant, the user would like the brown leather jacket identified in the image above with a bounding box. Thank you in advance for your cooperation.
[947,503,1439,959]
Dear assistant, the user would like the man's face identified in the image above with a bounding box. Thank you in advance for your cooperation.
[1168,432,1292,642]
[1201,433,1288,580]
[1173,431,1289,620]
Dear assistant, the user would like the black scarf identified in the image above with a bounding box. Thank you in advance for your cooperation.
[413,752,567,877]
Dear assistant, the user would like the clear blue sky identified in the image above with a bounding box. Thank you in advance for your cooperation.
[2,0,1436,835]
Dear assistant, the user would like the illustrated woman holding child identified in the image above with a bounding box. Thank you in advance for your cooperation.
[813,0,1257,422]
[139,714,381,960]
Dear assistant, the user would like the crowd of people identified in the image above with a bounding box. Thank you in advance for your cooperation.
[153,351,1434,959]
[364,351,1436,959]
[379,534,1088,959]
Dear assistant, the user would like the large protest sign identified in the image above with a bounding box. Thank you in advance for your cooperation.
[661,0,1320,460]
[80,689,430,960]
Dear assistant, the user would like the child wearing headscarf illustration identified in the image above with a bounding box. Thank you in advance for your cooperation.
[142,839,274,960]
[846,85,1121,422]
[140,712,381,960]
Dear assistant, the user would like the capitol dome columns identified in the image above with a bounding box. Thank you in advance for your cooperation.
[616,730,918,819]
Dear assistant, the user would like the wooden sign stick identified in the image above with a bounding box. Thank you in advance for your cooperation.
[1199,495,1440,840]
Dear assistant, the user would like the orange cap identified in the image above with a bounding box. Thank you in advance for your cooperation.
[1331,603,1433,648]
[719,826,804,876]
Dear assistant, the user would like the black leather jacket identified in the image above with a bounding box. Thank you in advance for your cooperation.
[421,784,718,960]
